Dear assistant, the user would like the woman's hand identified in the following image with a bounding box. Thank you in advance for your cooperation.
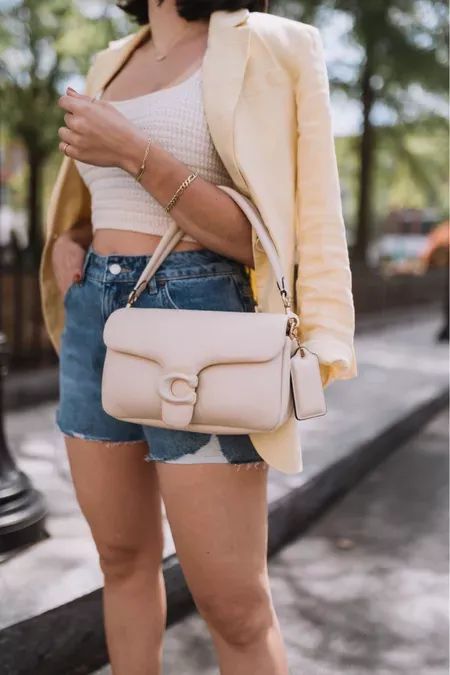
[57,89,254,266]
[57,88,144,172]
[52,232,87,298]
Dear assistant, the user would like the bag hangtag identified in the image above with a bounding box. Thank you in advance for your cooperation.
[290,346,327,421]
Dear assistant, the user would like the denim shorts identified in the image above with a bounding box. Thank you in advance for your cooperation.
[56,245,265,466]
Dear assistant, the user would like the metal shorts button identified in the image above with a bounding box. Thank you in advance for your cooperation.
[109,263,122,275]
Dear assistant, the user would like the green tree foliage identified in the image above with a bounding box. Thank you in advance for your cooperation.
[336,121,448,237]
[0,0,120,264]
[273,0,449,263]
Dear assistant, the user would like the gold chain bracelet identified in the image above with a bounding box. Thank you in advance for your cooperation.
[164,172,199,213]
[134,137,152,183]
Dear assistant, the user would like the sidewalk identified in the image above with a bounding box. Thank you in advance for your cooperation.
[109,408,445,675]
[0,308,448,673]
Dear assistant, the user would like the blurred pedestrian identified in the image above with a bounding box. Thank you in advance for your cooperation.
[420,220,449,342]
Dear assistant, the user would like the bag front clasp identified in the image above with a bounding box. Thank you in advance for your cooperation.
[159,371,199,428]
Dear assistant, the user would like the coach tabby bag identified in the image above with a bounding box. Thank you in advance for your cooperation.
[101,185,327,433]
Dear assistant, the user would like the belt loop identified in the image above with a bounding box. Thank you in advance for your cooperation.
[82,246,92,278]
[147,274,158,295]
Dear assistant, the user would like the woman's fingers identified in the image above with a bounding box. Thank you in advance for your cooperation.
[52,235,86,296]
[56,267,83,297]
[57,85,130,166]
[67,87,92,102]
[61,271,83,298]
[58,126,76,144]
[64,112,76,129]
[58,140,80,160]
[57,93,87,113]
[58,126,84,158]
[58,93,100,157]
[58,88,98,113]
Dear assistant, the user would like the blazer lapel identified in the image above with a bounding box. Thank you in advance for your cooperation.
[202,9,251,190]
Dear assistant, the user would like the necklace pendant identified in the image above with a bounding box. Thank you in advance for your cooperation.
[155,53,166,61]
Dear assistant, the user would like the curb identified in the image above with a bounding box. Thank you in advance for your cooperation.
[0,385,448,675]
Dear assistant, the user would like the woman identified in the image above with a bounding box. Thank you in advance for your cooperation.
[40,0,357,672]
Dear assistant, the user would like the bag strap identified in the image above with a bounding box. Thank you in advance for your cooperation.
[126,223,185,306]
[126,185,296,324]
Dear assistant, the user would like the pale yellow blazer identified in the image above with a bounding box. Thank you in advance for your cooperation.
[39,8,358,474]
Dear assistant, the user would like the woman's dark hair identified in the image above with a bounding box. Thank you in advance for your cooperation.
[116,0,268,25]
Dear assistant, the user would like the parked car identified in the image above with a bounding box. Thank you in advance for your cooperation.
[368,208,441,275]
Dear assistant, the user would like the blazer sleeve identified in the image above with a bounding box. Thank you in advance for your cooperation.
[293,25,357,389]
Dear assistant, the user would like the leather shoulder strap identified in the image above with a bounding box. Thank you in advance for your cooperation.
[126,185,288,307]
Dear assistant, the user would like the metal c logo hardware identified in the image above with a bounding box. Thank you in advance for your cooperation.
[158,372,198,405]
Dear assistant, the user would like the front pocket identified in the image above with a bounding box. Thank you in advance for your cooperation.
[160,274,250,313]
[63,281,78,307]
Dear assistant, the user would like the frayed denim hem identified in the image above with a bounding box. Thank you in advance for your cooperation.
[231,461,268,471]
[57,420,267,468]
[58,428,145,447]
[144,456,268,470]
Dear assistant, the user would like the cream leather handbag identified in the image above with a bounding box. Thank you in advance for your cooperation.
[101,186,327,433]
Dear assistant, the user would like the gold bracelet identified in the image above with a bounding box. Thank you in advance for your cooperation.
[164,172,199,213]
[134,137,152,183]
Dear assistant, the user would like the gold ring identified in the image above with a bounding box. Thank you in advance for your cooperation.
[63,142,69,156]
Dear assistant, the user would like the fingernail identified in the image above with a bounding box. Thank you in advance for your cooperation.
[67,87,76,94]
[73,272,82,283]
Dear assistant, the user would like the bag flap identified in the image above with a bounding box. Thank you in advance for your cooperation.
[103,308,289,371]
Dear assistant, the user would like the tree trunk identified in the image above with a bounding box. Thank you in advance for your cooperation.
[353,56,376,265]
[26,148,44,361]
[27,148,43,267]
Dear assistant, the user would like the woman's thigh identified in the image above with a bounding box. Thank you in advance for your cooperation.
[65,438,164,565]
[155,462,271,620]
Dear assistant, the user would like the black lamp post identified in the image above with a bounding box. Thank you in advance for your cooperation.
[0,332,47,554]
[0,87,47,555]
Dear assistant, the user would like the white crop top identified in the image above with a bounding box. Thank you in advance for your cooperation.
[75,66,235,242]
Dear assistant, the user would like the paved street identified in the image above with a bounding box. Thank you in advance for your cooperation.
[96,408,448,675]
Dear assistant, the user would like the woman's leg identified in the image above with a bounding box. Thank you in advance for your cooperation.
[155,462,289,675]
[66,438,166,675]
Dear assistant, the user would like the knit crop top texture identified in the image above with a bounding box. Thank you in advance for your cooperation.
[74,66,235,242]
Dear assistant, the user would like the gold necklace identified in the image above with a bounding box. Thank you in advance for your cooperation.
[153,26,195,62]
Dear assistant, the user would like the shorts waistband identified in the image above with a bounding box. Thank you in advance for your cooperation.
[82,245,247,284]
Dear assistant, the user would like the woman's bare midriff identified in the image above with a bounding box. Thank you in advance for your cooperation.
[91,228,206,256]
